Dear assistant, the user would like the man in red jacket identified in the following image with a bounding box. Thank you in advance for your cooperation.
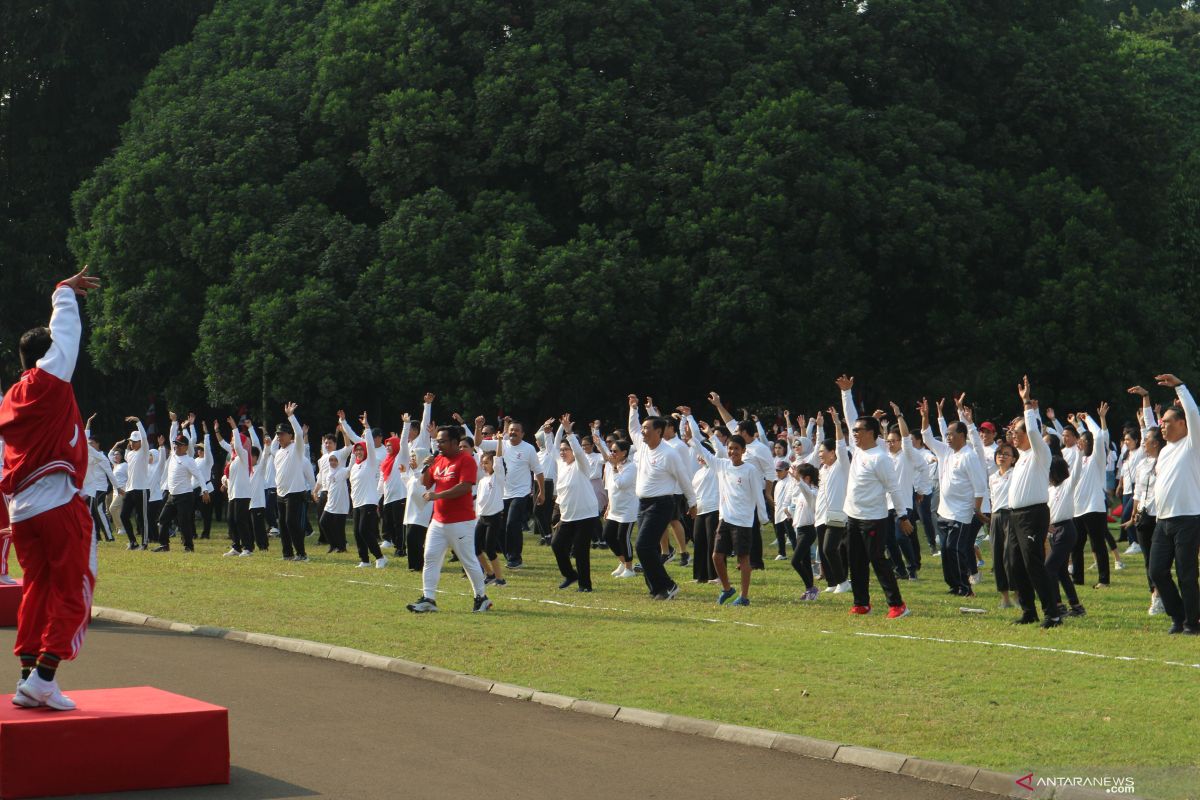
[0,266,100,711]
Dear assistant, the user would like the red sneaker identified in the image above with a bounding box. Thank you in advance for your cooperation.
[887,603,910,619]
[849,605,871,615]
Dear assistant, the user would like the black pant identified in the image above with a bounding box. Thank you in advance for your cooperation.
[91,491,113,541]
[352,505,382,562]
[774,518,796,557]
[147,499,163,543]
[692,512,717,583]
[553,517,598,590]
[636,496,677,595]
[790,524,818,589]
[320,511,348,551]
[1150,515,1200,626]
[846,517,903,608]
[383,499,405,551]
[886,510,918,579]
[475,512,504,560]
[229,498,253,551]
[604,519,635,562]
[938,516,973,594]
[990,509,1011,592]
[504,495,533,564]
[278,491,307,558]
[749,508,765,570]
[381,501,405,544]
[533,481,554,542]
[314,491,328,543]
[1136,512,1157,593]
[405,523,427,570]
[265,488,278,529]
[820,523,848,586]
[121,488,148,546]
[816,524,831,585]
[157,492,196,550]
[195,488,213,538]
[1072,510,1111,586]
[1047,519,1080,607]
[1005,504,1057,618]
[251,507,269,550]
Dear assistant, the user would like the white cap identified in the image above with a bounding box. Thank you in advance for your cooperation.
[129,431,143,442]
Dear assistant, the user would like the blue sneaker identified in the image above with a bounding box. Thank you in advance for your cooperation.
[732,596,751,607]
[717,587,736,605]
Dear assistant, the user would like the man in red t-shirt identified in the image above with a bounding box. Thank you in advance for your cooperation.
[406,419,493,613]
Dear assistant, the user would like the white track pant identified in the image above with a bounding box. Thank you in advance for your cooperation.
[422,519,486,600]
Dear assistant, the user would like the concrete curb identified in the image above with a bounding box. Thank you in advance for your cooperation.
[89,606,1140,800]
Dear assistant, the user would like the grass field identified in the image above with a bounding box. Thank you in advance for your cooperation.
[31,519,1200,799]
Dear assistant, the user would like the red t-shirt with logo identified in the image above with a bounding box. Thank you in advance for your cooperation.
[431,449,478,523]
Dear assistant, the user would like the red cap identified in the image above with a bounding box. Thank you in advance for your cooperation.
[979,421,997,433]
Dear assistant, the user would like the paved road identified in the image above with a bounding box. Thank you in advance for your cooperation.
[1,621,995,799]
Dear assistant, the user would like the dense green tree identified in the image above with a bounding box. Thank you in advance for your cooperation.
[0,0,213,439]
[65,0,1200,429]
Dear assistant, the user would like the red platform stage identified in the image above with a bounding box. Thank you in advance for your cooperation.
[0,582,21,628]
[0,686,229,799]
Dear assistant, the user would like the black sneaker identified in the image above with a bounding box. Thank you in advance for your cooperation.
[472,595,493,613]
[151,545,169,553]
[493,578,507,587]
[1068,604,1086,617]
[1184,625,1200,636]
[407,597,438,613]
[577,586,593,593]
[1040,616,1063,629]
[558,577,578,590]
[633,564,644,573]
[1168,621,1185,634]
[484,575,496,585]
[661,547,676,564]
[1012,612,1039,625]
[679,552,690,567]
[449,553,460,563]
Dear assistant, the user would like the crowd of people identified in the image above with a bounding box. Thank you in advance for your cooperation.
[74,374,1200,633]
[4,268,1200,716]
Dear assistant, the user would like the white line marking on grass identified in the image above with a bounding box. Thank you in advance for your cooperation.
[276,573,306,578]
[853,632,1200,669]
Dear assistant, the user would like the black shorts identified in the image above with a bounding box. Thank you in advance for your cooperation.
[672,494,686,522]
[714,521,753,557]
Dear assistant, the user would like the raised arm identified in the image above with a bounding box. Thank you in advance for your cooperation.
[627,394,643,443]
[708,391,735,432]
[338,410,363,445]
[417,393,434,452]
[918,398,949,460]
[37,266,99,382]
[836,375,859,433]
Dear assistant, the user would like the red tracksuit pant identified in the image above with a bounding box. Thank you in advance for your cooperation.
[11,495,96,660]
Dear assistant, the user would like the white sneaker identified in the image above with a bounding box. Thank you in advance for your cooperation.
[1115,560,1126,570]
[17,672,75,711]
[773,554,788,561]
[269,527,280,536]
[969,572,980,585]
[12,679,38,708]
[616,567,637,578]
[222,548,240,557]
[355,562,371,568]
[611,565,624,577]
[239,550,253,557]
[375,556,388,569]
[833,581,851,594]
[1149,596,1165,616]
[823,585,836,593]
[0,574,18,585]
[382,540,393,549]
[1124,543,1143,555]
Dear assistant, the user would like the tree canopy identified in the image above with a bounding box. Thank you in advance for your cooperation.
[43,1,1200,426]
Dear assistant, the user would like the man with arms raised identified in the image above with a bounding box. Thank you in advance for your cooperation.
[1,267,101,710]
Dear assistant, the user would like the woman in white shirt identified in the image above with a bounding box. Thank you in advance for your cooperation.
[474,435,507,586]
[320,454,351,554]
[814,409,851,593]
[683,416,719,585]
[1070,406,1118,588]
[402,448,434,571]
[988,443,1017,609]
[338,411,386,569]
[1127,415,1163,615]
[1046,435,1083,620]
[551,416,601,592]
[789,462,820,600]
[602,437,639,579]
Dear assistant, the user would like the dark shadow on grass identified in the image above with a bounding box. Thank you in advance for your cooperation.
[41,766,318,800]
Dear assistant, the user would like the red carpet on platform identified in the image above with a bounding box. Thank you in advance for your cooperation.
[0,582,21,628]
[0,686,229,799]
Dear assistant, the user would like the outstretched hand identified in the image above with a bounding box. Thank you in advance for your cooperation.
[835,374,854,392]
[62,265,101,297]
[1156,374,1183,388]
